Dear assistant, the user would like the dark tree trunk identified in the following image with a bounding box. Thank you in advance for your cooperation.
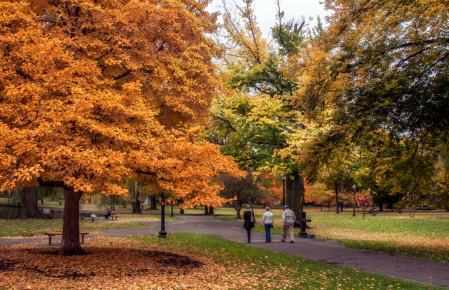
[149,194,158,210]
[328,203,331,211]
[340,202,343,212]
[379,203,384,211]
[335,183,339,213]
[20,186,47,219]
[59,187,84,255]
[209,207,214,215]
[178,198,184,214]
[286,170,305,219]
[234,203,242,219]
[131,201,142,213]
[131,188,141,214]
[204,205,209,214]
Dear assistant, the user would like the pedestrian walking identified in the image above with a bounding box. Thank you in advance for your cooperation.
[281,205,296,243]
[260,207,274,243]
[243,205,255,243]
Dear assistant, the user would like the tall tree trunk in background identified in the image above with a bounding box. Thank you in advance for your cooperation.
[209,207,215,215]
[59,187,83,255]
[130,181,142,214]
[234,202,242,219]
[204,205,209,214]
[20,186,47,219]
[131,200,141,213]
[335,182,340,213]
[149,194,158,210]
[286,170,305,219]
[340,202,343,212]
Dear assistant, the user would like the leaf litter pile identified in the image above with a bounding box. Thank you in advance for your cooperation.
[0,236,231,289]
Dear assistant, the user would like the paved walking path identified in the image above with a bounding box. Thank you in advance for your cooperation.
[1,215,448,289]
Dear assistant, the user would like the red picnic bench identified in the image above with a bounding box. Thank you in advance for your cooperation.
[43,232,89,245]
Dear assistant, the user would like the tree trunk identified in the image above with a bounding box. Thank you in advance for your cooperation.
[234,203,242,219]
[286,170,305,219]
[178,198,184,214]
[149,194,158,210]
[334,183,339,213]
[379,203,384,211]
[204,205,209,214]
[340,203,343,212]
[328,203,330,211]
[20,186,47,219]
[131,188,141,214]
[209,207,215,215]
[131,201,141,213]
[59,187,84,255]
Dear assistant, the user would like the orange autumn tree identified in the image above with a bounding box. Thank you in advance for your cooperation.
[0,0,243,255]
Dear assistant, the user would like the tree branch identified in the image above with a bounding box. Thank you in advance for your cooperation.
[134,170,156,176]
[113,70,132,80]
[211,114,237,132]
[37,178,65,188]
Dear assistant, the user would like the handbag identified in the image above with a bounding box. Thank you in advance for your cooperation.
[250,209,256,223]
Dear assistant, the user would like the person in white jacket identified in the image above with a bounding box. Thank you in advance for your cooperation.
[260,207,274,243]
[281,205,296,243]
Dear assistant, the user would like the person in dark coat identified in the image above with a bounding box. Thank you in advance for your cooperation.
[243,205,255,243]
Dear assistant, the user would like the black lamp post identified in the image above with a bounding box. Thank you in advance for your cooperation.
[170,199,174,217]
[281,175,286,207]
[158,194,167,238]
[352,184,356,217]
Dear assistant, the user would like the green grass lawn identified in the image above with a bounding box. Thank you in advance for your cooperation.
[0,219,154,237]
[212,208,449,263]
[131,233,441,290]
[0,212,181,237]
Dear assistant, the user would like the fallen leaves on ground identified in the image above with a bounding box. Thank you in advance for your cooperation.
[0,236,300,290]
[0,237,226,289]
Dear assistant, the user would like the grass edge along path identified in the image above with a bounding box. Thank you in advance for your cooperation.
[130,233,441,290]
[213,214,449,263]
[0,219,153,237]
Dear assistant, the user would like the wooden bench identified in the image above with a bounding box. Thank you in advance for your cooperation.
[43,232,89,245]
[105,214,119,221]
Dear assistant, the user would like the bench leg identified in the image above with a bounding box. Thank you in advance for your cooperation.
[49,236,51,245]
[81,234,85,243]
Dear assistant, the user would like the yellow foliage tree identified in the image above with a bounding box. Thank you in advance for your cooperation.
[0,0,243,255]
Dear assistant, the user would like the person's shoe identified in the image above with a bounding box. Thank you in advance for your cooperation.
[290,241,294,243]
[269,238,271,242]
[281,240,285,242]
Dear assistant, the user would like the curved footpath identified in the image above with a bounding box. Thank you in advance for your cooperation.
[1,214,448,289]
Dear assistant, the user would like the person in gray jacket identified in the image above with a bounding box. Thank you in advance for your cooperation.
[281,205,296,243]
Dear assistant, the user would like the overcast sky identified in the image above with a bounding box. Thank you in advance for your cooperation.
[207,0,331,40]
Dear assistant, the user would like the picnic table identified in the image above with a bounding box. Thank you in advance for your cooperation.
[43,232,89,245]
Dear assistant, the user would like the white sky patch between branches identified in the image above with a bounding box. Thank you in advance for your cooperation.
[207,0,331,40]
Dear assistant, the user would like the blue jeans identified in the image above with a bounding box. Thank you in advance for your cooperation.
[264,224,272,242]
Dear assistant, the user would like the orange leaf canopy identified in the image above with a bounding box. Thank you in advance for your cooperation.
[0,0,243,203]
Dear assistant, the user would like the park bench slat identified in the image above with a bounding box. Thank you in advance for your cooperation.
[44,232,89,245]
